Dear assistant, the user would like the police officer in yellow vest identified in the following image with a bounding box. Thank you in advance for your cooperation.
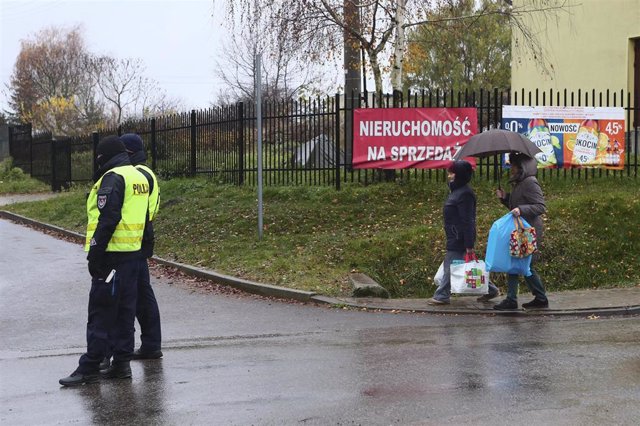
[60,135,149,386]
[97,133,162,369]
[122,133,163,359]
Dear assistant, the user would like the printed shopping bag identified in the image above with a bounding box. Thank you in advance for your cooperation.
[433,262,445,287]
[450,253,489,295]
[509,217,537,258]
[485,213,532,276]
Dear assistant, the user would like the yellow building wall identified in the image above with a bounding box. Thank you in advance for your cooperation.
[511,0,640,96]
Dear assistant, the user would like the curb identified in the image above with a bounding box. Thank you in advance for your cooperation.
[325,299,640,317]
[0,210,320,304]
[2,210,639,317]
[0,210,86,243]
[151,257,318,302]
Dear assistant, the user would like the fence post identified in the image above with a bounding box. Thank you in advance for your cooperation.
[150,118,157,170]
[28,125,33,176]
[50,138,57,192]
[7,126,13,160]
[237,102,245,185]
[334,93,341,190]
[65,138,72,190]
[92,132,99,179]
[190,110,197,177]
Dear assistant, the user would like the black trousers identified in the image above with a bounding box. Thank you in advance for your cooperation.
[136,260,162,352]
[78,259,140,373]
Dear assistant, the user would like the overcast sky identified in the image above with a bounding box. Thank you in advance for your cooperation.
[0,0,229,112]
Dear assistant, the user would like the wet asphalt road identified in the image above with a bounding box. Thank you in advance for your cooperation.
[1,218,639,425]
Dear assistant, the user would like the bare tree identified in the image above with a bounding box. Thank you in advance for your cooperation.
[7,26,103,135]
[86,56,146,126]
[225,0,571,102]
[138,82,184,118]
[215,5,322,104]
[87,56,182,125]
[8,25,184,134]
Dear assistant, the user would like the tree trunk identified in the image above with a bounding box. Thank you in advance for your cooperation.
[368,49,395,182]
[369,51,384,107]
[390,0,406,95]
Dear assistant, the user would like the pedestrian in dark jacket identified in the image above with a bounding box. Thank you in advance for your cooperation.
[493,152,549,310]
[429,160,500,305]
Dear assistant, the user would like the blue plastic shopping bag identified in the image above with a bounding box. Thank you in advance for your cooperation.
[485,213,532,276]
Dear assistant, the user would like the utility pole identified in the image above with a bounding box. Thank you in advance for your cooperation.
[255,53,263,241]
[343,0,361,168]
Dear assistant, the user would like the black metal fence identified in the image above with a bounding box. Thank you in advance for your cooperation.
[7,88,639,191]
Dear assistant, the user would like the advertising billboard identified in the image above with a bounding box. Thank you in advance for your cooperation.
[502,106,625,169]
[353,108,478,169]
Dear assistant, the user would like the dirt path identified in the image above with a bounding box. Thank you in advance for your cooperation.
[0,192,59,206]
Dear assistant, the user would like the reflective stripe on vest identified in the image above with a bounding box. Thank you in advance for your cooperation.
[85,165,149,252]
[136,164,160,221]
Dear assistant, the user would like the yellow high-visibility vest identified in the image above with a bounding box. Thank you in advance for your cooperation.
[85,165,149,252]
[135,164,160,221]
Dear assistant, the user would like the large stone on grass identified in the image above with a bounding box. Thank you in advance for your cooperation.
[349,273,390,298]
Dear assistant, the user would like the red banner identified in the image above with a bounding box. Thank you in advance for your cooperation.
[353,108,478,169]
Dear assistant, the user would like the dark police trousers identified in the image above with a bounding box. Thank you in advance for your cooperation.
[78,259,140,373]
[135,259,161,351]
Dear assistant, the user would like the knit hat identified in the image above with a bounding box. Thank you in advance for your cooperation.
[96,135,126,166]
[120,133,144,153]
[447,160,473,185]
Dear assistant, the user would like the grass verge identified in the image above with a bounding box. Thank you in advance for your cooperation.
[2,175,639,298]
[0,158,50,194]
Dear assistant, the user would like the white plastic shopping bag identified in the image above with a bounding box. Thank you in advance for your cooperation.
[450,256,489,295]
[433,262,445,287]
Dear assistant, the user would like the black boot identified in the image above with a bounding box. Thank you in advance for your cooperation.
[132,348,163,360]
[101,362,132,379]
[493,298,518,311]
[522,298,549,309]
[59,369,99,386]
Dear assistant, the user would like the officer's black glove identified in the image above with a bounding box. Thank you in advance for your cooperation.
[88,260,106,279]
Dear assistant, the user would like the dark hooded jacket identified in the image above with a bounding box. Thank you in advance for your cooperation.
[87,147,142,272]
[443,161,476,251]
[130,151,156,258]
[500,154,546,243]
[121,134,157,259]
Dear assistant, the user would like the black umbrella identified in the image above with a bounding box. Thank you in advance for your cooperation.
[454,129,542,159]
[453,129,542,189]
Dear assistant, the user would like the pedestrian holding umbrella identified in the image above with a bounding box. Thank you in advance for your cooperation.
[453,129,542,188]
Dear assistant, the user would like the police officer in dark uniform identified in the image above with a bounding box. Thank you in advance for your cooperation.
[120,133,163,360]
[59,135,149,386]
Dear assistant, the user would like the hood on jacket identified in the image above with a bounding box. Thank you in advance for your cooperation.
[120,133,147,165]
[93,135,130,182]
[447,160,473,188]
[96,136,126,167]
[509,152,538,182]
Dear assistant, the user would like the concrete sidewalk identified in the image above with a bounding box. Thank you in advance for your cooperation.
[331,287,640,316]
[1,207,639,317]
